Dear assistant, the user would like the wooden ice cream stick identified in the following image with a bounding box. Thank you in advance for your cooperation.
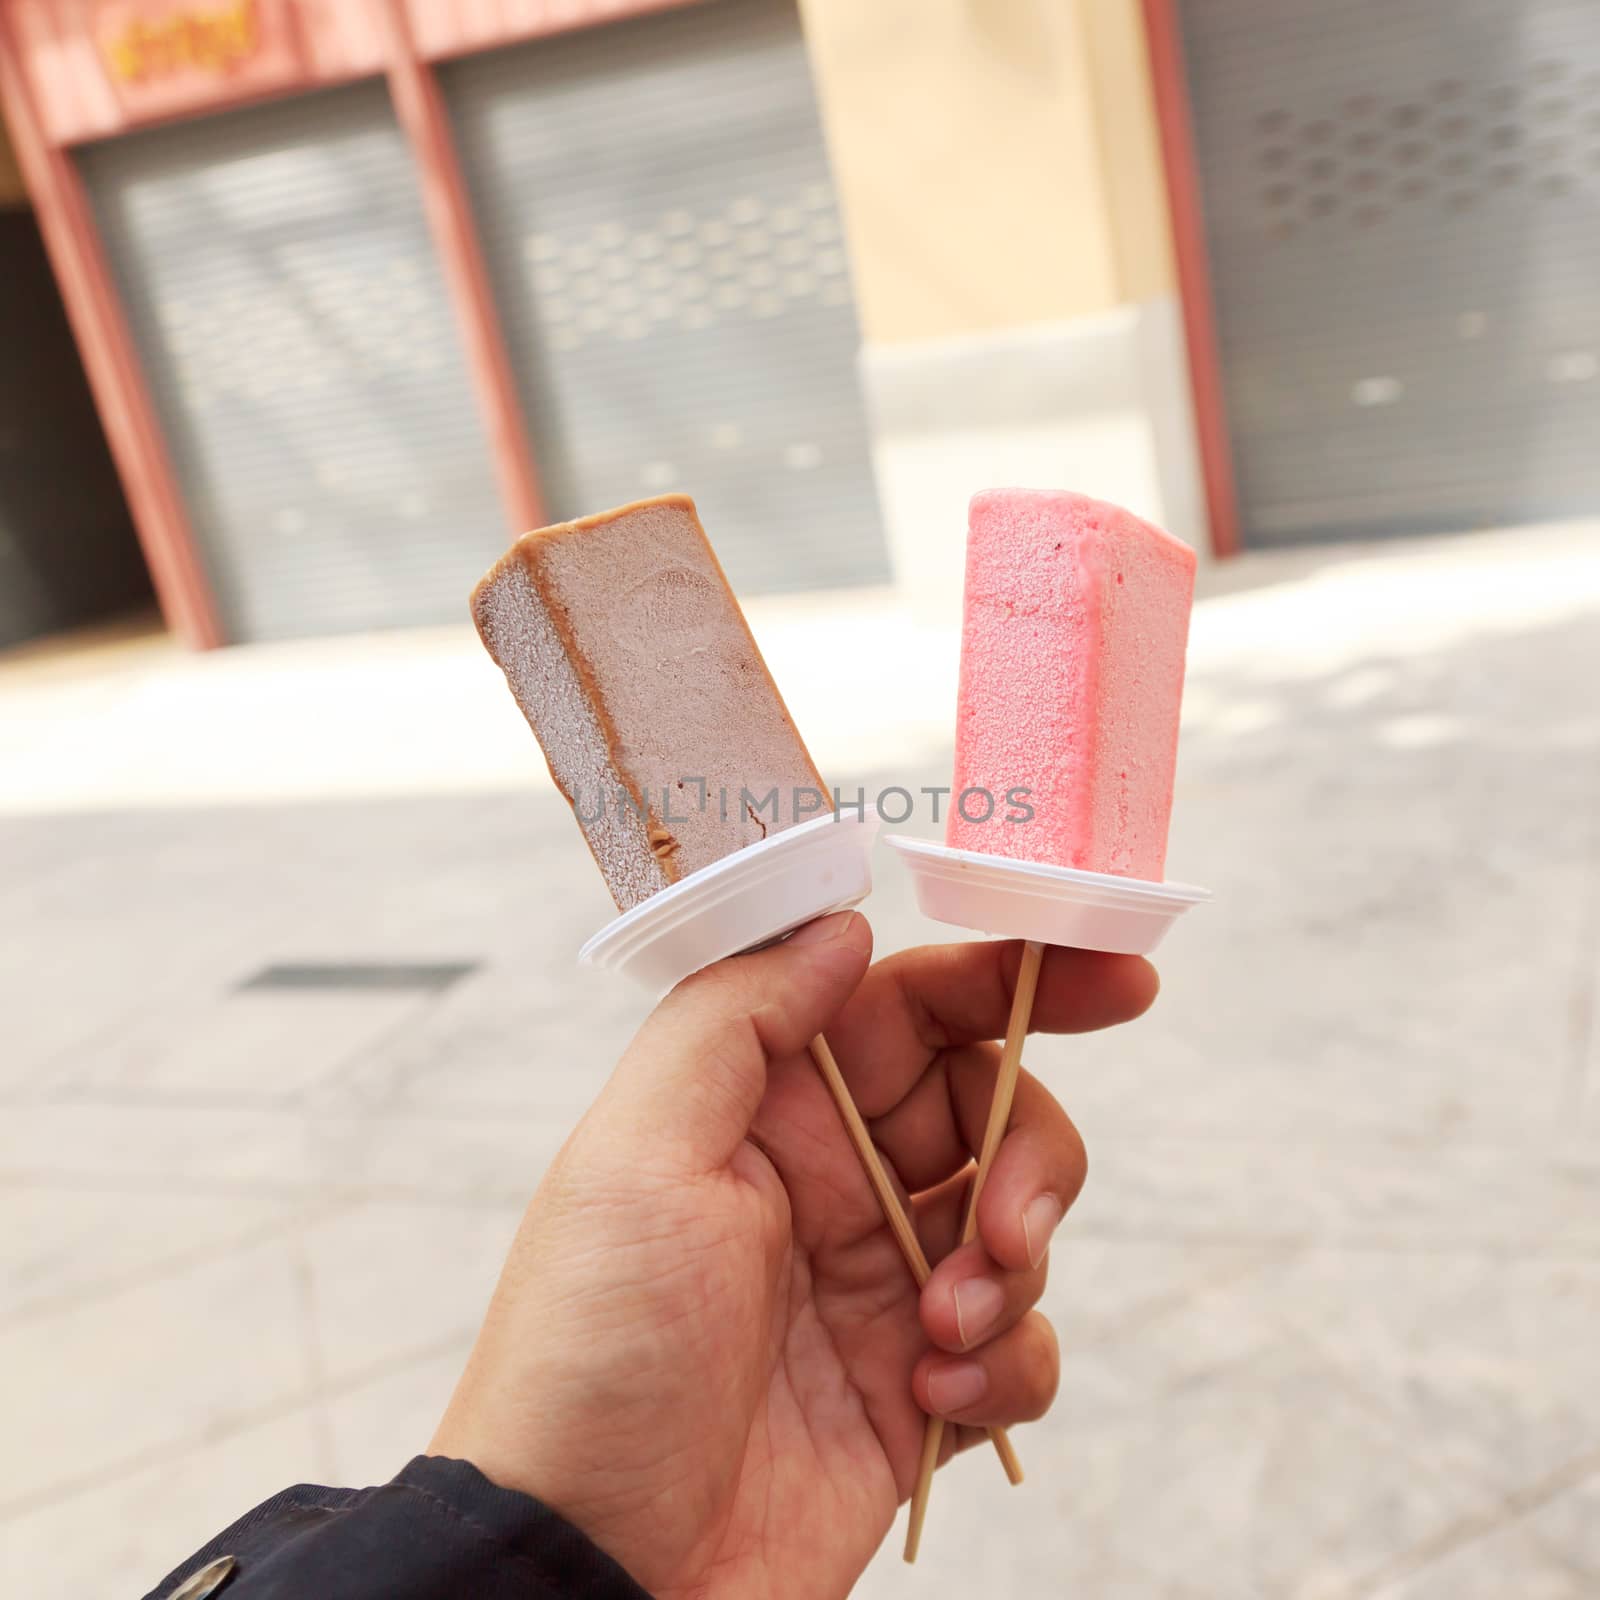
[806,1035,1023,1514]
[902,938,1045,1563]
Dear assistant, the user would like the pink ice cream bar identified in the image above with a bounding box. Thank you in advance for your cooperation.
[945,489,1197,880]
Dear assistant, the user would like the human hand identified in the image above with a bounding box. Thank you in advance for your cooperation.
[432,912,1157,1600]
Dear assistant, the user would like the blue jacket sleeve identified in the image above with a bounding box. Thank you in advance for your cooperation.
[142,1455,653,1600]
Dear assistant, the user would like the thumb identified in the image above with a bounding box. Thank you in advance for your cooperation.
[598,910,874,1171]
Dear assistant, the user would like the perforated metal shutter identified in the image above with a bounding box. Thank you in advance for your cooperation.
[1177,0,1600,545]
[78,82,506,642]
[442,0,888,594]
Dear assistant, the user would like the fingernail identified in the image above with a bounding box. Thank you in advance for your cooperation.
[788,912,850,947]
[952,1278,1004,1348]
[927,1360,988,1416]
[1022,1193,1063,1269]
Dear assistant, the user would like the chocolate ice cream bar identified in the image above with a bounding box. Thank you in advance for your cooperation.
[473,495,828,912]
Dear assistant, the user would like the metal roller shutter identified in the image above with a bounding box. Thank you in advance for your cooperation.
[442,0,889,595]
[78,82,506,642]
[1177,0,1600,545]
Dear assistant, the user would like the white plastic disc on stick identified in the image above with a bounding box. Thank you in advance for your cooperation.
[580,808,880,995]
[887,835,1208,957]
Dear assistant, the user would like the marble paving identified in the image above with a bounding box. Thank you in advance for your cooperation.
[2,526,1597,1598]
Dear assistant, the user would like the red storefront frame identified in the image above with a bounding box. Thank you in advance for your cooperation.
[0,0,696,647]
[1,0,1239,647]
[1140,0,1241,559]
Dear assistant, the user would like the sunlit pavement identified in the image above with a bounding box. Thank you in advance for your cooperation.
[3,521,1598,1598]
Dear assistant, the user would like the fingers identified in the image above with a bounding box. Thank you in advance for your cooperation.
[909,1073,1084,1350]
[918,1237,1045,1354]
[602,911,873,1172]
[912,1311,1060,1426]
[955,1070,1088,1274]
[864,1046,987,1195]
[875,1052,1088,1263]
[670,909,874,1061]
[827,940,1158,1120]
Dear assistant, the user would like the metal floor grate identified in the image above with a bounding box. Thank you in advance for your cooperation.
[236,962,479,993]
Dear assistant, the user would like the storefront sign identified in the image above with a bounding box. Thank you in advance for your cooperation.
[101,1,259,82]
[92,0,303,121]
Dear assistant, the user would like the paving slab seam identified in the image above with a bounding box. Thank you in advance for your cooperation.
[1062,1225,1600,1259]
[298,990,487,1105]
[0,1196,350,1332]
[0,1172,541,1207]
[1346,1447,1600,1599]
[0,1326,477,1523]
[41,1088,316,1113]
[290,1230,340,1484]
[31,1088,611,1127]
[1259,1289,1600,1595]
[22,922,308,1101]
[1559,764,1600,1132]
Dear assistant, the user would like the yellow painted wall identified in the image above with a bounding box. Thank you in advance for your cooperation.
[798,0,1174,344]
[1079,0,1176,304]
